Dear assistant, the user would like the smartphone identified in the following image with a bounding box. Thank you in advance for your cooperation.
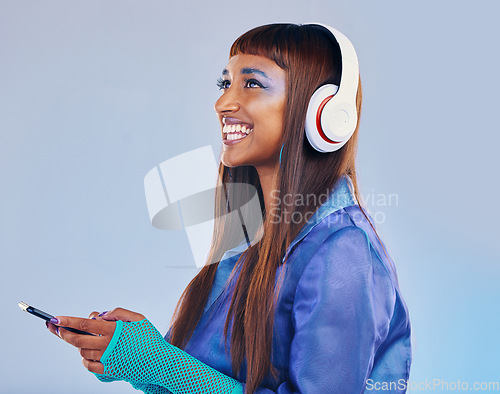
[19,301,96,336]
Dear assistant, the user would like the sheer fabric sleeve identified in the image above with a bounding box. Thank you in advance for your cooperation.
[93,319,243,394]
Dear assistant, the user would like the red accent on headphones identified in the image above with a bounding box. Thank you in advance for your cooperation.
[316,95,341,144]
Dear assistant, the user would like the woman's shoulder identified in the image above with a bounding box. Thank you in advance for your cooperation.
[284,203,411,350]
[288,203,400,292]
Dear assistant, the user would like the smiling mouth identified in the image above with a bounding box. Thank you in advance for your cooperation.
[223,124,254,141]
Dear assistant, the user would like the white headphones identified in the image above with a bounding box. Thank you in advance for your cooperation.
[304,23,360,153]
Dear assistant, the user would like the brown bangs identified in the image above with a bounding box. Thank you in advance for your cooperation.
[229,24,297,70]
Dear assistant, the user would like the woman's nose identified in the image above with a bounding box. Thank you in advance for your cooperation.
[214,89,240,115]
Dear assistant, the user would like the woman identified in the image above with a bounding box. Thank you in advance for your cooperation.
[47,23,412,393]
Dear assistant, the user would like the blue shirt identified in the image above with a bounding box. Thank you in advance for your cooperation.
[166,175,412,393]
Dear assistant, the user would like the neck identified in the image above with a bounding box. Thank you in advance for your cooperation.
[255,163,279,219]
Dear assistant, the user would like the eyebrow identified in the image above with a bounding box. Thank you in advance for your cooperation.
[221,67,271,79]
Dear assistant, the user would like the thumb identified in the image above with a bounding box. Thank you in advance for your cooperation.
[100,307,145,322]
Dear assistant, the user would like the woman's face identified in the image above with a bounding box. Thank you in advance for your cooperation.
[214,54,286,174]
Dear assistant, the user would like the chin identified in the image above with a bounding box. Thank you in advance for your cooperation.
[221,153,244,169]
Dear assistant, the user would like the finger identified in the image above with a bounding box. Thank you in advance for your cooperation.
[82,357,104,374]
[88,311,99,319]
[88,311,106,321]
[52,316,116,336]
[46,321,60,338]
[80,347,104,362]
[58,323,115,350]
[101,307,145,322]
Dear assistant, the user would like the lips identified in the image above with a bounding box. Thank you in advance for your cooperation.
[222,117,254,144]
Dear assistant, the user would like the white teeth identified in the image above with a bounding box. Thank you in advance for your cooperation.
[222,124,254,138]
[229,133,242,141]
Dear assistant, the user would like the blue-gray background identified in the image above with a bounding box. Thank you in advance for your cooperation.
[1,1,499,393]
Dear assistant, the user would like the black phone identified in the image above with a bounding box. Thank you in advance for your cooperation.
[18,301,96,336]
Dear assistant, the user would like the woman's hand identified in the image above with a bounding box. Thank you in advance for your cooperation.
[46,308,145,374]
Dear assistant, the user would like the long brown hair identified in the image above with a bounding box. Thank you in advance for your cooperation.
[168,23,369,393]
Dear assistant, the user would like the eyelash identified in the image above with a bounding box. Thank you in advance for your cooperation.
[216,77,266,90]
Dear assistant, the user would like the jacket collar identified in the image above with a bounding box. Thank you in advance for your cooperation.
[282,173,358,261]
[203,175,358,313]
[219,174,358,263]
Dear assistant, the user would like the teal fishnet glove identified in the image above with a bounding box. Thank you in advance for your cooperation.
[93,319,243,394]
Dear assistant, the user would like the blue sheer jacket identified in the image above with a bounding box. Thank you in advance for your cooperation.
[165,175,412,393]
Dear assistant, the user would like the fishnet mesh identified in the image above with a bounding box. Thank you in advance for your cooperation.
[95,319,242,394]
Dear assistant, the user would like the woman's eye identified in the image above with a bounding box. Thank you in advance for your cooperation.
[216,78,230,90]
[245,78,264,88]
[216,77,266,90]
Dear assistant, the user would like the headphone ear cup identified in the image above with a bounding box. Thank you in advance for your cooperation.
[305,83,358,153]
[305,84,342,153]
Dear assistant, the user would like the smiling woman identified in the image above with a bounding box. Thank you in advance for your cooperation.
[216,54,287,211]
[47,23,412,394]
[216,55,286,165]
